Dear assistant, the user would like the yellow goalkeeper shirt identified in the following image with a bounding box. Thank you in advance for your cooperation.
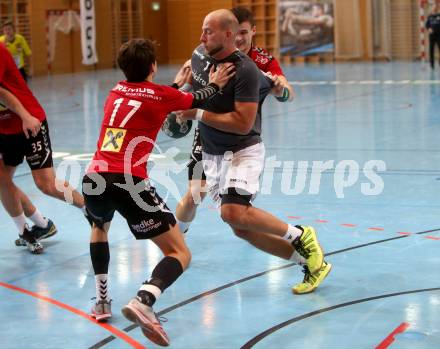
[0,33,31,69]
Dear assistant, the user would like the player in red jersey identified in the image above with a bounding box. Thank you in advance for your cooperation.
[175,6,294,234]
[83,38,234,346]
[0,44,89,254]
[232,6,294,102]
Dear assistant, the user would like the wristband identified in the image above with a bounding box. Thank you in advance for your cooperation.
[180,83,193,92]
[195,109,204,121]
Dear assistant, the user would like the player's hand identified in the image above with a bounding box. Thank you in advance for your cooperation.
[173,60,192,88]
[176,109,197,121]
[208,63,236,89]
[22,114,41,139]
[263,71,284,96]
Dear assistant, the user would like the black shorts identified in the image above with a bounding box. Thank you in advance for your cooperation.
[187,127,206,181]
[82,173,176,240]
[0,119,53,170]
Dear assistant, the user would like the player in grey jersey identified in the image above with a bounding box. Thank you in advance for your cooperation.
[178,9,331,294]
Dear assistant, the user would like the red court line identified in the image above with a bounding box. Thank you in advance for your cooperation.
[286,215,437,241]
[0,281,146,349]
[425,236,440,240]
[375,322,410,349]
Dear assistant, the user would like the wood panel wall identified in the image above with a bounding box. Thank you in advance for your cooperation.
[28,0,232,74]
[23,0,423,75]
[30,0,113,75]
[143,0,168,62]
[167,0,233,64]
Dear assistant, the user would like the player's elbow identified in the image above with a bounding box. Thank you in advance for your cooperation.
[236,122,253,135]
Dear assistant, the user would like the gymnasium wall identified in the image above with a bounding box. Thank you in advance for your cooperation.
[26,0,231,75]
[0,0,428,76]
[29,0,113,75]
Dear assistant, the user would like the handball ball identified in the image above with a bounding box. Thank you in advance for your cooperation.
[161,112,193,139]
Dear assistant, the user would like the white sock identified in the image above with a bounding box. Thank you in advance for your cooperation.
[28,209,48,228]
[176,219,191,233]
[282,224,303,243]
[289,250,306,265]
[12,213,27,234]
[95,274,109,302]
[139,284,162,302]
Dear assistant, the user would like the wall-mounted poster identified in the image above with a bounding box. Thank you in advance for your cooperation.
[279,1,334,57]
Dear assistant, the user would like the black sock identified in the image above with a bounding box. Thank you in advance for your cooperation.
[90,242,110,274]
[147,256,184,291]
[137,256,184,306]
[137,290,156,306]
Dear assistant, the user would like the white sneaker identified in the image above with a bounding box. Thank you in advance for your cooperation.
[121,298,170,346]
[90,299,112,322]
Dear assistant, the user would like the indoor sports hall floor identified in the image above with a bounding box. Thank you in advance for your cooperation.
[0,61,439,349]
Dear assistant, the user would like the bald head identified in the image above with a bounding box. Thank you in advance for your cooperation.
[205,9,239,34]
[200,9,239,59]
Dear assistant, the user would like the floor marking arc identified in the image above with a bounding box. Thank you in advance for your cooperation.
[240,290,437,348]
[0,281,147,349]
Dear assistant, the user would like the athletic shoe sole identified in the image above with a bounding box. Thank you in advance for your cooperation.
[292,262,332,295]
[121,304,169,347]
[90,313,112,322]
[27,243,44,254]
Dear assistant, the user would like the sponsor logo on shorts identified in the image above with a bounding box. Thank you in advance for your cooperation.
[230,178,248,185]
[131,218,162,233]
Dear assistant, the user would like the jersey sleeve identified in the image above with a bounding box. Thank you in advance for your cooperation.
[265,58,284,76]
[234,59,260,103]
[164,86,194,112]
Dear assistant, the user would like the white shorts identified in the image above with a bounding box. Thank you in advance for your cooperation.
[202,142,265,206]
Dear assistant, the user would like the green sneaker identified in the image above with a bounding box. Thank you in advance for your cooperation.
[292,225,324,273]
[292,261,332,295]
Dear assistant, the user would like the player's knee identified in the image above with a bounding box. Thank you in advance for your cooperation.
[188,185,206,206]
[175,245,192,270]
[233,228,248,240]
[182,246,192,269]
[183,190,199,208]
[220,204,245,226]
[35,179,56,196]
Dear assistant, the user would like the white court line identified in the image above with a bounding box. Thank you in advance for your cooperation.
[289,80,440,85]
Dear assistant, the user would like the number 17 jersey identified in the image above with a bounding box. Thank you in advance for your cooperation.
[88,80,193,179]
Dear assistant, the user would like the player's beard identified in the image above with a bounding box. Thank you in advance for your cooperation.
[207,44,224,56]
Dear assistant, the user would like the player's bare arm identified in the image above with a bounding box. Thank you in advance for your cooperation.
[180,100,258,135]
